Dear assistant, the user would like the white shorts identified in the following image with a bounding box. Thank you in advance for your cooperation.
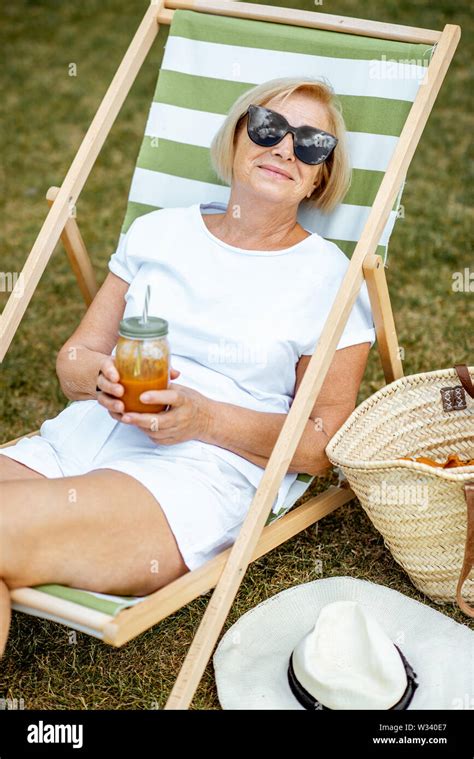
[0,426,257,573]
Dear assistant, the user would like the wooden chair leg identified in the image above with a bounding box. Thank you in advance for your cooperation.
[46,186,98,306]
[363,253,404,383]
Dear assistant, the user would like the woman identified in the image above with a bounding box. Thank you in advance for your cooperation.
[0,77,375,655]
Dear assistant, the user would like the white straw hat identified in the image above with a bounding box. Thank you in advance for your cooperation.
[289,600,416,709]
[213,577,474,710]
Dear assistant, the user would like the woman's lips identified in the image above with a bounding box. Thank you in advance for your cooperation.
[258,166,292,180]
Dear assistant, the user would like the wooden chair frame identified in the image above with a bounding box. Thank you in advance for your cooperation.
[0,0,460,710]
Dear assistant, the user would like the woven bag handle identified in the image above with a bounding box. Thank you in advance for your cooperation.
[456,481,474,617]
[454,364,474,398]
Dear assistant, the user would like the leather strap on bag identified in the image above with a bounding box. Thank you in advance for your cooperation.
[454,364,474,398]
[456,481,474,617]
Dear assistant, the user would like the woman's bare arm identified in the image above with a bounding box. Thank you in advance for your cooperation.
[55,272,129,401]
[201,342,371,475]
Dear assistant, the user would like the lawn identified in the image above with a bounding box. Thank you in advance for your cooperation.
[0,0,472,709]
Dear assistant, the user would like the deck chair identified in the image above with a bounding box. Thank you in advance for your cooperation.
[0,1,460,709]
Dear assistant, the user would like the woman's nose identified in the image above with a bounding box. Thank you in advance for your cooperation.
[270,132,295,161]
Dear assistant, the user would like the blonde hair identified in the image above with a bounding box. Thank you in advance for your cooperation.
[209,77,351,213]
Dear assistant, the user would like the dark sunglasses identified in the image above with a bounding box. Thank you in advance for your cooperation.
[239,104,338,166]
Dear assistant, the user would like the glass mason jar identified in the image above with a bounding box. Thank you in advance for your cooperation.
[115,315,170,414]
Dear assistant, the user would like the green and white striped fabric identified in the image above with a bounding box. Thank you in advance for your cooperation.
[20,12,435,624]
[121,9,435,261]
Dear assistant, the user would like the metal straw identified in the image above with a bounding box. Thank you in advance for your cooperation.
[134,285,151,377]
[140,284,150,325]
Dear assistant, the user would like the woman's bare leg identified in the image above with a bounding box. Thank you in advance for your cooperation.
[0,579,11,657]
[0,454,47,481]
[0,456,47,654]
[0,468,190,656]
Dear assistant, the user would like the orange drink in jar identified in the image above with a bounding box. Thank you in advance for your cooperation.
[115,316,170,413]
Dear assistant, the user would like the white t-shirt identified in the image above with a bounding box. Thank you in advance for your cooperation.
[108,201,376,506]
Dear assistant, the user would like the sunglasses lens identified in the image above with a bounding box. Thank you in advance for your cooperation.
[294,126,337,165]
[247,107,286,147]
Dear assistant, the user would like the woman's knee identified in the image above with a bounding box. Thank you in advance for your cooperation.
[124,550,190,596]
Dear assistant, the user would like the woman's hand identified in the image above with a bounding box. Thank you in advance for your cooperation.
[96,356,181,422]
[119,384,213,445]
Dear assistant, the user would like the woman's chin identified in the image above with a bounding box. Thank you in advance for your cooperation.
[249,180,295,202]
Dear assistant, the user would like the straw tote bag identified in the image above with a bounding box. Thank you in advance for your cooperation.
[326,364,474,616]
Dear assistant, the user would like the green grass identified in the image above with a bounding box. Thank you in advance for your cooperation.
[1,0,472,709]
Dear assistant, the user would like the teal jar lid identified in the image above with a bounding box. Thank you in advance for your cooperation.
[118,316,168,339]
